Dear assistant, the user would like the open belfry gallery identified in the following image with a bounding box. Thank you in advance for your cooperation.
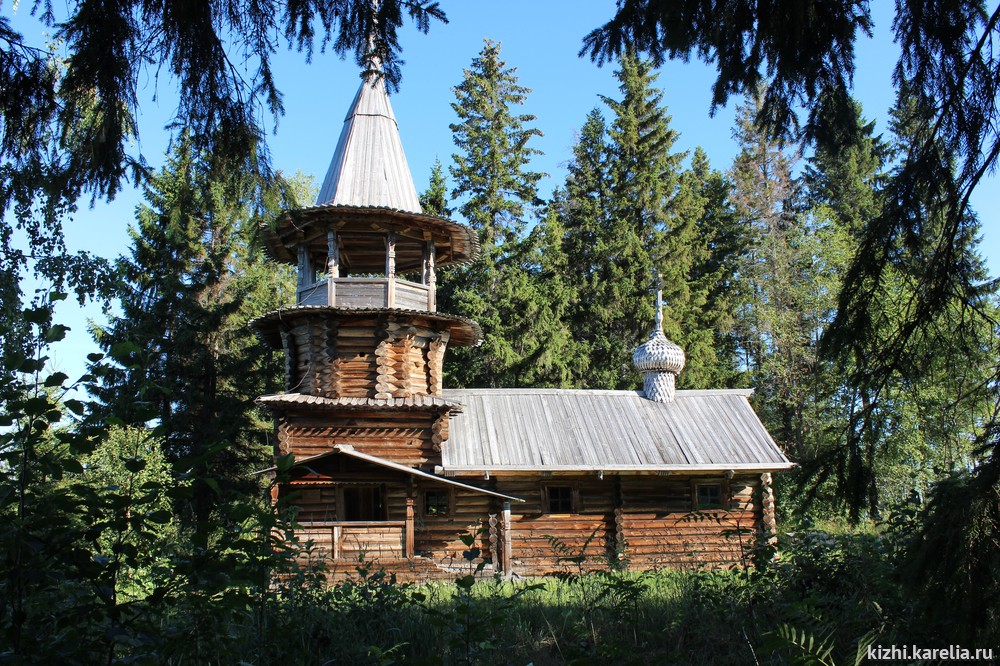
[250,63,793,580]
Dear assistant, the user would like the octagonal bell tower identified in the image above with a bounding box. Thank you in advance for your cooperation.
[251,67,480,468]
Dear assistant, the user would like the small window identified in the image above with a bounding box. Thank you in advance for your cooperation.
[299,488,322,504]
[546,486,575,513]
[424,489,451,516]
[695,483,724,510]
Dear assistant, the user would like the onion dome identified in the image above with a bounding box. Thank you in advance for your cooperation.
[633,287,685,403]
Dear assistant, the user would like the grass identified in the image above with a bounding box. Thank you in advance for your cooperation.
[201,530,912,665]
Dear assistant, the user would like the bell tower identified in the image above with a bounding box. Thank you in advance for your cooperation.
[251,67,480,467]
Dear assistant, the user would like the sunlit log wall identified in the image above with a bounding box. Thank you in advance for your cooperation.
[277,315,451,398]
[275,410,449,466]
[492,475,761,575]
[283,472,765,581]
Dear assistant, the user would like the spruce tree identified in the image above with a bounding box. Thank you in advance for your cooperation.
[419,158,451,217]
[813,90,1000,520]
[798,95,888,517]
[91,138,298,530]
[728,89,818,459]
[557,108,615,386]
[560,54,711,390]
[440,39,562,388]
[683,147,745,388]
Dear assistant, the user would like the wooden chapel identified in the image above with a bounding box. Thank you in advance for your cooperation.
[251,64,793,580]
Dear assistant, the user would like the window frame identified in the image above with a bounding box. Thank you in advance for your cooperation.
[541,483,579,514]
[421,487,454,517]
[692,479,729,511]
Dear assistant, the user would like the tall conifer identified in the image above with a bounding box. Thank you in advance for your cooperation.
[92,139,299,529]
[560,54,715,389]
[728,90,817,458]
[440,39,565,388]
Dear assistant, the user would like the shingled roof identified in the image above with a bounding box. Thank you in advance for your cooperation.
[316,73,421,212]
[439,389,793,474]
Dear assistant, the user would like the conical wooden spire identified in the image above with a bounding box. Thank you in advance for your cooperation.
[315,73,422,212]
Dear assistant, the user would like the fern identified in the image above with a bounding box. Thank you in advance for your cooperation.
[763,623,837,666]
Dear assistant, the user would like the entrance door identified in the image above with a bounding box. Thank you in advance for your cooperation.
[340,485,386,521]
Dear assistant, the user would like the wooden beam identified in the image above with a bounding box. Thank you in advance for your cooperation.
[405,497,415,559]
[502,500,513,578]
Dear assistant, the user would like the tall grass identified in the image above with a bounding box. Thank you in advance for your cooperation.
[149,527,935,665]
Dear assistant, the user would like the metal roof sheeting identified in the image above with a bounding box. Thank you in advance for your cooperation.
[316,75,422,212]
[440,389,793,472]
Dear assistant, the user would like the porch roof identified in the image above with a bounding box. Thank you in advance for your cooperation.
[257,445,524,502]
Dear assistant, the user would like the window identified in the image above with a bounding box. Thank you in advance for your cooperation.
[545,485,576,513]
[424,489,451,516]
[299,488,322,504]
[695,483,724,510]
[340,485,386,521]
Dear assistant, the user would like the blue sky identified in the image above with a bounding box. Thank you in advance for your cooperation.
[8,1,999,378]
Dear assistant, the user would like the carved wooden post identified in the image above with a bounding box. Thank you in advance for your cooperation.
[761,472,777,546]
[613,476,627,566]
[296,246,309,303]
[502,500,513,578]
[327,230,339,305]
[426,239,436,311]
[405,496,415,558]
[488,513,500,572]
[385,231,396,308]
[279,328,296,391]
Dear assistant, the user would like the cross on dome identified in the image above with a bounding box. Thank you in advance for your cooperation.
[633,277,685,402]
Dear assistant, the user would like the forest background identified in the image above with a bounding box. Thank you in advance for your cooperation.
[2,0,1000,663]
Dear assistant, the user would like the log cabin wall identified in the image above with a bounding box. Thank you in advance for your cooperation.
[413,488,495,573]
[617,475,759,569]
[483,474,762,576]
[282,470,763,580]
[278,314,451,398]
[283,476,494,581]
[492,475,615,575]
[275,410,447,468]
[283,480,409,570]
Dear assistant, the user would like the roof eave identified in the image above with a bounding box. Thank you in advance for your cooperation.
[256,446,524,502]
[437,462,797,476]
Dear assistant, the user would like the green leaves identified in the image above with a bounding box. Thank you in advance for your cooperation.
[763,624,837,666]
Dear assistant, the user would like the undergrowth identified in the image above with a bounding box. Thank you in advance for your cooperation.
[138,527,954,665]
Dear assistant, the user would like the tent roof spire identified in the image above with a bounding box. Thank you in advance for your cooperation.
[314,11,422,213]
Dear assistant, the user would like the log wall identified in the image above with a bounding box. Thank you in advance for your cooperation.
[276,410,446,467]
[283,473,766,581]
[285,478,492,579]
[616,476,758,570]
[488,474,762,576]
[413,489,494,573]
[279,313,451,398]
